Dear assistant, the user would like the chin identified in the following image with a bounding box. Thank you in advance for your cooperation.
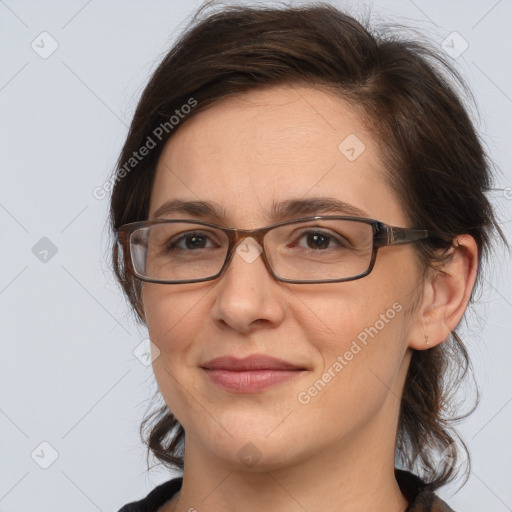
[194,414,316,468]
[205,434,310,473]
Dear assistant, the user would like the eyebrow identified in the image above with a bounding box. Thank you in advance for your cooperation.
[150,197,370,223]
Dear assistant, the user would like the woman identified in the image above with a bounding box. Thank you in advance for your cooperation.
[111,3,505,511]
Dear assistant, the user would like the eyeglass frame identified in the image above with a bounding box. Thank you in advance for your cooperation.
[116,215,431,285]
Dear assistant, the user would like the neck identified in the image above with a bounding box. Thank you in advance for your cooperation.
[170,410,409,512]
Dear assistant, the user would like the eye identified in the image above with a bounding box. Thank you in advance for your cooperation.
[295,229,347,250]
[168,231,217,251]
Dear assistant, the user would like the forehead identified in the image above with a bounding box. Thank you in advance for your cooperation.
[149,84,407,227]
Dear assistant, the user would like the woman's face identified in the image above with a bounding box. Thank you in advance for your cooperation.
[143,84,425,471]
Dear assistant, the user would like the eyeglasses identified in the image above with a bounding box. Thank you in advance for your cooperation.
[116,216,430,284]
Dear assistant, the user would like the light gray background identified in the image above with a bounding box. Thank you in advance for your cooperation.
[0,0,511,511]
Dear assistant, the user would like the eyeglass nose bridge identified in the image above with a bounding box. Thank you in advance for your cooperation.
[221,225,281,281]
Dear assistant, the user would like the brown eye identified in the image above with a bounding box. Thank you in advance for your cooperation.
[305,232,333,250]
[168,232,214,251]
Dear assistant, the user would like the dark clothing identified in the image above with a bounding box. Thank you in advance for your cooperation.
[117,469,455,512]
[397,470,455,512]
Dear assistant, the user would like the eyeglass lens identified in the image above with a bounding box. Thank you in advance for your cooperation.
[129,219,375,282]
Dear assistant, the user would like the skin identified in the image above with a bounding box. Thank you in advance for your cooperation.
[140,84,478,512]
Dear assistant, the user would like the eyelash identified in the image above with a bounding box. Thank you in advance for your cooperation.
[167,229,348,252]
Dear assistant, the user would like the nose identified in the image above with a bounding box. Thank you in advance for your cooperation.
[210,237,287,333]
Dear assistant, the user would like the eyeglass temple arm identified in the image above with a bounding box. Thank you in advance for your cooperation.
[375,225,429,247]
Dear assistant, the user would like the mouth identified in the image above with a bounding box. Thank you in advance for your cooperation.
[201,355,307,393]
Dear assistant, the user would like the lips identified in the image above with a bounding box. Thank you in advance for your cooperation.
[201,355,306,371]
[201,355,307,393]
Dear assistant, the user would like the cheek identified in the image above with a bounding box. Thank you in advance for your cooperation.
[299,280,411,409]
[141,285,209,425]
[303,279,406,346]
[142,283,208,349]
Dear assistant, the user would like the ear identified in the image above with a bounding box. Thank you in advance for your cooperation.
[408,234,479,350]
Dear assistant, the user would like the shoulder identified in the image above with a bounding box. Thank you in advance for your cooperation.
[395,469,457,512]
[117,477,182,512]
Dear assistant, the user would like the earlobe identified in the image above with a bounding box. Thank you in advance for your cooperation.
[408,235,479,351]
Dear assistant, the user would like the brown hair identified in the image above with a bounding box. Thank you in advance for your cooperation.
[109,1,507,490]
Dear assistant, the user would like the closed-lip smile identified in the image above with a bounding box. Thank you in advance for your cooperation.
[201,354,306,371]
[201,355,307,392]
